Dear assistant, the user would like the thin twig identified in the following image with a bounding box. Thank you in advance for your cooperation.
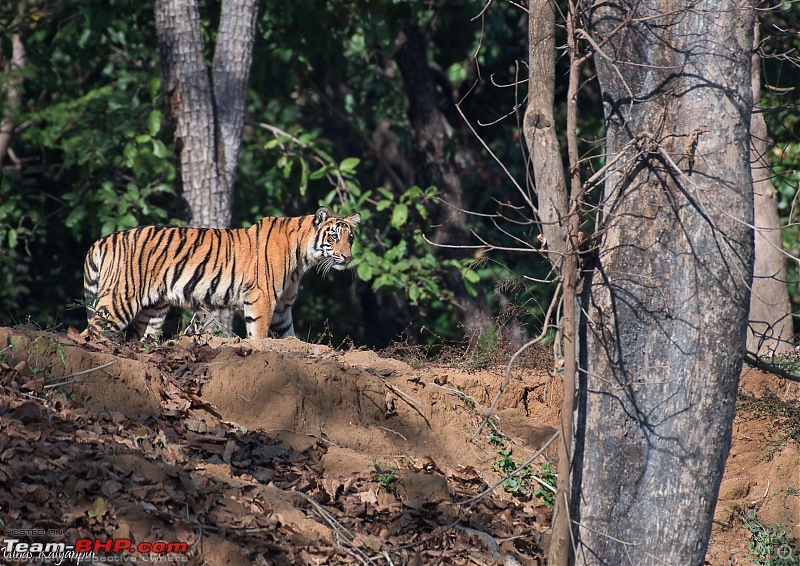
[454,103,535,215]
[364,371,431,429]
[44,360,117,384]
[43,379,85,390]
[377,426,408,442]
[298,492,379,566]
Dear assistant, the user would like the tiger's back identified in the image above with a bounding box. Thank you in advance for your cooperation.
[83,207,360,339]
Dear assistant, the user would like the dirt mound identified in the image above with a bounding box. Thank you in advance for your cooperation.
[195,337,559,479]
[0,327,558,565]
[0,326,797,565]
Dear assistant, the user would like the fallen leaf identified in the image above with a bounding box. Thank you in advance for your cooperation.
[87,497,110,518]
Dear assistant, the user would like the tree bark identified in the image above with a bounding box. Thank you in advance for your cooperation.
[154,0,257,229]
[574,2,755,564]
[155,0,221,227]
[747,24,793,356]
[212,0,259,210]
[155,0,257,332]
[524,2,574,564]
[394,21,491,336]
[523,0,569,269]
[0,3,28,168]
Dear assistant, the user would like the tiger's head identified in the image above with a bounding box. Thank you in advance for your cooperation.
[310,207,361,274]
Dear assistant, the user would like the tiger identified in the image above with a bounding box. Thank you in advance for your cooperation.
[81,207,360,340]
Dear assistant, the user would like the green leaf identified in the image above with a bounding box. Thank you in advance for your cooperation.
[408,284,420,304]
[299,159,309,196]
[147,110,161,136]
[120,213,138,228]
[123,142,136,164]
[151,139,168,158]
[391,204,408,228]
[65,208,85,229]
[357,262,373,281]
[464,269,480,284]
[7,229,17,249]
[309,165,330,180]
[339,157,360,173]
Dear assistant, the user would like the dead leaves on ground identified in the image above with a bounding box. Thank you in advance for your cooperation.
[0,333,548,564]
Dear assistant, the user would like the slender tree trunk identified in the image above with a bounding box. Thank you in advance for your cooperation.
[523,2,574,563]
[212,0,259,210]
[523,0,569,269]
[394,22,491,336]
[573,2,755,564]
[0,3,28,168]
[748,24,793,356]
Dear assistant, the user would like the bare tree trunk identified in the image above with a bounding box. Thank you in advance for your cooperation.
[0,3,28,168]
[523,2,574,563]
[154,0,257,229]
[212,0,259,210]
[523,0,569,269]
[748,24,793,356]
[155,0,221,226]
[573,2,755,564]
[394,22,491,336]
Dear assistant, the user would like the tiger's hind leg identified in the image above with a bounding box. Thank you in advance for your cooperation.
[269,303,295,338]
[83,295,130,338]
[131,304,171,339]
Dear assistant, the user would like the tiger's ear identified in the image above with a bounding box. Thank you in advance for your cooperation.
[314,207,331,226]
[346,212,361,226]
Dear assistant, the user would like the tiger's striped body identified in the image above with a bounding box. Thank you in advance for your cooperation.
[82,207,360,339]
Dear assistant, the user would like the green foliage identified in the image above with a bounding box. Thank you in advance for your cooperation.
[491,445,532,496]
[369,458,400,494]
[352,185,463,308]
[534,462,557,507]
[1,0,177,327]
[743,512,799,566]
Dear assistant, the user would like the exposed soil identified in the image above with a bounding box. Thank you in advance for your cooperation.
[0,326,797,565]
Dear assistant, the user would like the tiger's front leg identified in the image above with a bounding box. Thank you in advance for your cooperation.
[243,291,273,340]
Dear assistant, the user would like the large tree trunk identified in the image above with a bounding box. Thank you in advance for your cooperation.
[154,0,257,228]
[573,2,755,564]
[155,0,221,226]
[748,24,793,356]
[394,22,492,336]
